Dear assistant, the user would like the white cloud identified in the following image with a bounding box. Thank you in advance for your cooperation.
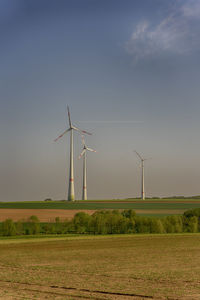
[125,0,200,62]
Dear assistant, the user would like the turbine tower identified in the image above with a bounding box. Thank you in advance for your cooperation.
[134,150,151,200]
[54,106,91,201]
[79,135,96,200]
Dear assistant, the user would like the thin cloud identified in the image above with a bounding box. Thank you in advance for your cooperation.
[182,0,200,18]
[125,0,200,62]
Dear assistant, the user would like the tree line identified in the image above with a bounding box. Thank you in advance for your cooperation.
[0,208,200,236]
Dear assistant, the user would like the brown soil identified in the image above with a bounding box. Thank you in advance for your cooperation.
[0,209,96,222]
[0,235,199,299]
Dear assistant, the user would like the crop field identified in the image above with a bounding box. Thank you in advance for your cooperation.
[0,199,200,210]
[0,234,199,299]
[0,199,199,221]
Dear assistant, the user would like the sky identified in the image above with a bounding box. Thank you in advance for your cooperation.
[1,0,200,201]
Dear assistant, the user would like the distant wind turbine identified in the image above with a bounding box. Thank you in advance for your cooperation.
[79,135,96,200]
[134,150,151,200]
[54,106,91,201]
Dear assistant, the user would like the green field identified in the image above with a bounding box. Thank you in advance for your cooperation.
[0,199,200,211]
[0,234,199,299]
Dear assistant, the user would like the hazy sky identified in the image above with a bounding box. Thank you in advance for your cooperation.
[1,0,200,201]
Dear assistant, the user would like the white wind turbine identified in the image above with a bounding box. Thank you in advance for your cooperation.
[54,106,91,201]
[134,150,151,200]
[79,135,96,200]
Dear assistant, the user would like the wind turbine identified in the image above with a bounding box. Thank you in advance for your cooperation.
[134,150,151,200]
[54,106,91,201]
[79,135,96,200]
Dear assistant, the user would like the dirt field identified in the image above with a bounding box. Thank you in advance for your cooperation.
[0,234,199,299]
[0,209,96,222]
[0,209,186,222]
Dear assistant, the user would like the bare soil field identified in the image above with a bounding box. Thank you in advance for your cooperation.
[0,209,95,222]
[0,234,199,299]
[0,209,185,222]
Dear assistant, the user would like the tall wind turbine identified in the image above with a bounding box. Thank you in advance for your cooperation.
[54,106,91,201]
[134,150,151,200]
[79,135,96,200]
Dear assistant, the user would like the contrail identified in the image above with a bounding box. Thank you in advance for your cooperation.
[78,120,144,124]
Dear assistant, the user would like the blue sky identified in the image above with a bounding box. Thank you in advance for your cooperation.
[1,0,200,201]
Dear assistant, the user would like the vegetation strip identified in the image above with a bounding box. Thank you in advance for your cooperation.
[0,208,199,236]
[0,200,200,210]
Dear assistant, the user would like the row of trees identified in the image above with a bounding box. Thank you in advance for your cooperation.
[0,209,199,236]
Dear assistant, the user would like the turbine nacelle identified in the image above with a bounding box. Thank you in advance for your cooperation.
[79,135,96,159]
[54,107,92,142]
[134,150,152,162]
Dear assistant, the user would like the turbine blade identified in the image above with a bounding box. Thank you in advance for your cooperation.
[81,130,92,135]
[67,105,72,128]
[86,147,97,153]
[79,149,86,159]
[73,126,92,135]
[134,150,143,161]
[54,128,70,142]
[144,157,152,161]
[81,135,86,146]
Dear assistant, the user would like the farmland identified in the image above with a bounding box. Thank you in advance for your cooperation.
[0,234,199,299]
[1,199,200,210]
[0,199,200,221]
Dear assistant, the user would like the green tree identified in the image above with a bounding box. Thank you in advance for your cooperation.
[150,218,165,234]
[73,212,91,233]
[1,219,16,236]
[27,215,40,235]
[90,211,108,234]
[183,216,198,233]
[122,209,136,219]
[184,208,200,231]
[15,220,24,235]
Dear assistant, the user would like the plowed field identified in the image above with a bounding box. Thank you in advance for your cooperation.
[0,234,199,299]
